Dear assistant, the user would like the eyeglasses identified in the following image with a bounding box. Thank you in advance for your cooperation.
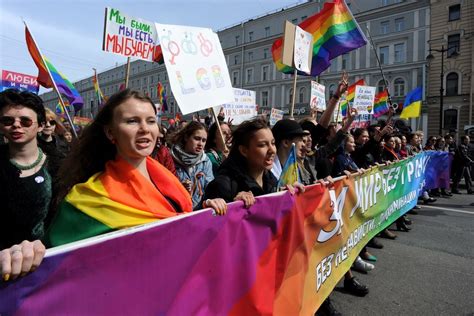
[0,116,36,127]
[46,119,57,126]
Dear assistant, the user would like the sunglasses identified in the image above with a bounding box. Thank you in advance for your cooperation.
[46,119,57,126]
[0,116,36,127]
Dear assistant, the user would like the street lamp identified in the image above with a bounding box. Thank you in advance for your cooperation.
[426,45,458,135]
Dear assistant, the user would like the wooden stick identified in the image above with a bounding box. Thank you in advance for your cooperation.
[124,57,131,88]
[290,69,298,119]
[209,107,228,153]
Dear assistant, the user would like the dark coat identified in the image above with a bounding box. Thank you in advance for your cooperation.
[204,155,278,203]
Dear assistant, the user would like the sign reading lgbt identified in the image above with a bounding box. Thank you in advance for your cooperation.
[0,152,450,315]
[1,70,39,93]
[156,23,233,114]
[213,88,257,124]
[102,7,159,61]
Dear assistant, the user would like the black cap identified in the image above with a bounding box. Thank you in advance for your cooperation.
[272,119,310,145]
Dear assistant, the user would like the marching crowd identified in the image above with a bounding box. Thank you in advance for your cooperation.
[0,75,472,315]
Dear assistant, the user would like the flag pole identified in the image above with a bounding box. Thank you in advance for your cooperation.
[23,21,78,138]
[124,57,131,88]
[209,107,228,153]
[290,69,298,119]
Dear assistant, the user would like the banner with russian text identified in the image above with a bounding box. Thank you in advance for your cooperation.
[102,7,160,61]
[1,70,39,93]
[0,152,449,315]
[213,88,257,125]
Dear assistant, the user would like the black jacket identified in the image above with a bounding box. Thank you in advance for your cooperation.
[204,155,278,203]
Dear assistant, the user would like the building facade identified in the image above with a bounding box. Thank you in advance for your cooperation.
[42,0,435,134]
[425,0,474,139]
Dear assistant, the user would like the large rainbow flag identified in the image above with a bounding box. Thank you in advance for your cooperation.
[373,89,390,118]
[340,78,365,116]
[25,25,83,112]
[0,152,451,315]
[272,0,367,76]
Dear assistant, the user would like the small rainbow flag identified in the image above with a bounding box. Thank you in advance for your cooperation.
[25,25,83,113]
[157,82,168,112]
[373,90,390,118]
[272,0,367,76]
[278,143,300,189]
[55,101,71,117]
[340,79,365,116]
[92,69,106,108]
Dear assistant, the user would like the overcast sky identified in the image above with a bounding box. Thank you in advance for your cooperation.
[0,0,300,93]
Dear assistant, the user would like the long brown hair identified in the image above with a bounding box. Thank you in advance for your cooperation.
[54,89,156,207]
[170,121,207,149]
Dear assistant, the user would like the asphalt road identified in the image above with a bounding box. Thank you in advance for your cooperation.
[331,192,474,316]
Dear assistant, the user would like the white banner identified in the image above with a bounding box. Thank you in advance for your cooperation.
[156,23,233,115]
[293,26,313,74]
[102,8,159,61]
[213,88,257,124]
[353,85,376,115]
[310,81,326,110]
[269,108,284,126]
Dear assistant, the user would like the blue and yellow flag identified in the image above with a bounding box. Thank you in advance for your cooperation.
[400,87,422,119]
[278,143,300,189]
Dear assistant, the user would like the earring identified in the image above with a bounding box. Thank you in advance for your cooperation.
[111,139,116,144]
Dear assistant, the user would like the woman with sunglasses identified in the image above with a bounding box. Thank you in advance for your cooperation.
[0,89,53,254]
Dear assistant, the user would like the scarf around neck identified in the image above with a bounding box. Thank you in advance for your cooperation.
[171,144,203,167]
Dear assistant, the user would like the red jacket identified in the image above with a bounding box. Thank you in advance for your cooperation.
[151,145,177,176]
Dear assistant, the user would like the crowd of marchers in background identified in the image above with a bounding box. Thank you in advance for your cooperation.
[0,78,472,315]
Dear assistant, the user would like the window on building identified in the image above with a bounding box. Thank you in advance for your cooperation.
[265,27,270,37]
[299,87,306,103]
[328,84,336,98]
[263,48,269,59]
[246,68,254,84]
[248,31,253,42]
[393,78,405,96]
[379,46,389,64]
[380,21,389,34]
[301,16,307,21]
[395,18,405,32]
[288,88,294,104]
[262,65,269,81]
[444,109,457,131]
[381,0,389,6]
[447,34,460,57]
[377,80,388,93]
[235,35,240,46]
[449,4,460,21]
[446,72,459,96]
[342,53,350,70]
[234,55,239,65]
[261,91,269,107]
[248,51,253,61]
[292,18,298,24]
[143,78,147,85]
[232,71,239,86]
[329,58,338,72]
[150,76,154,84]
[394,43,406,62]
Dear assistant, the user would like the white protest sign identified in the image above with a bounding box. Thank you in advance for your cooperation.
[293,26,313,74]
[102,8,159,61]
[353,85,376,115]
[156,23,234,115]
[269,108,284,126]
[310,81,326,110]
[213,88,257,125]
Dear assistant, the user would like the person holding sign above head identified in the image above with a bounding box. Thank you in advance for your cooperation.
[0,89,227,282]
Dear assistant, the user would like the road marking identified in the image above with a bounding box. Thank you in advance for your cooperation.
[422,205,474,215]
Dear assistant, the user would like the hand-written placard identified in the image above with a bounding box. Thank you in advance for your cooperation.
[310,81,326,110]
[102,8,159,61]
[294,26,312,74]
[350,114,371,129]
[213,88,257,124]
[270,108,284,126]
[353,85,376,115]
[156,23,233,115]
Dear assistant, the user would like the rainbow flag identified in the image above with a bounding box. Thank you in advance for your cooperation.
[340,78,365,116]
[157,82,168,112]
[25,25,83,112]
[55,101,71,117]
[278,143,300,188]
[373,90,390,118]
[45,156,192,247]
[400,87,422,119]
[272,0,367,76]
[92,70,106,108]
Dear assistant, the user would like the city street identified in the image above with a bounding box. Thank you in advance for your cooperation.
[332,192,474,315]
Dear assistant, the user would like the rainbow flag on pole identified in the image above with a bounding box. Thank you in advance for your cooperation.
[92,69,106,108]
[340,79,365,116]
[157,82,168,112]
[373,90,390,118]
[272,0,367,76]
[25,25,83,112]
